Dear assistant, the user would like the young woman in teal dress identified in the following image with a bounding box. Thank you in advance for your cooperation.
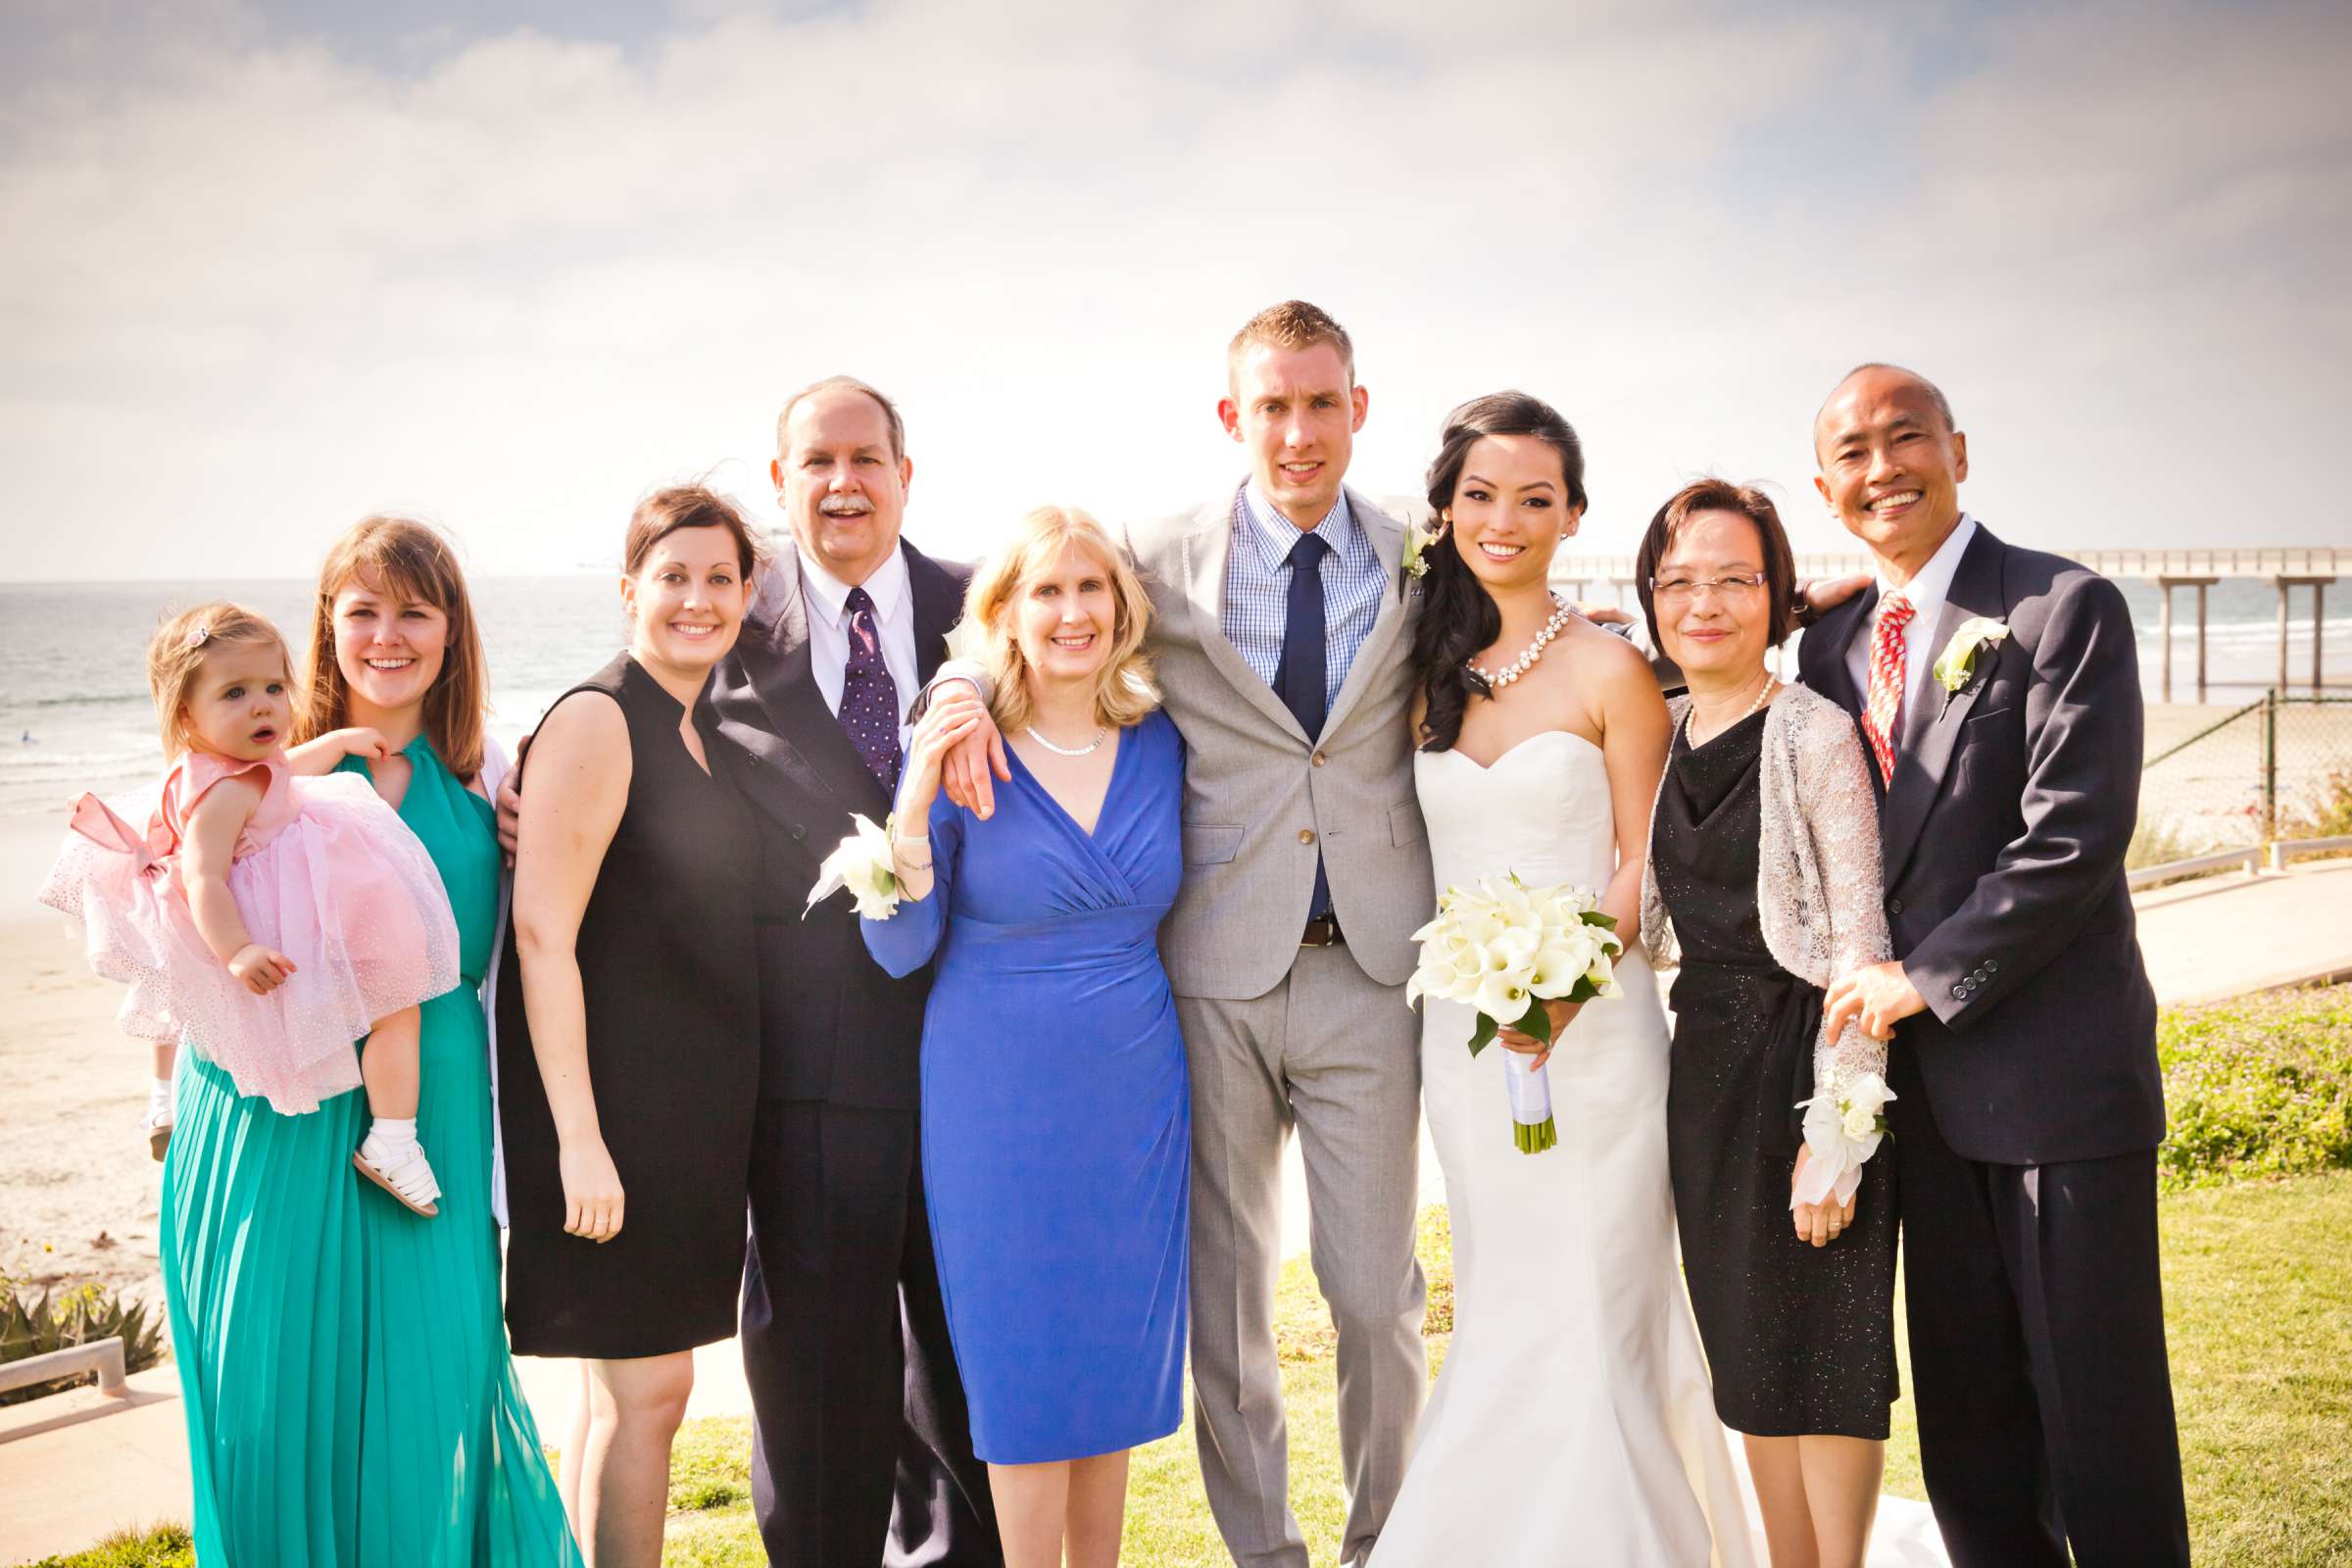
[160,515,579,1565]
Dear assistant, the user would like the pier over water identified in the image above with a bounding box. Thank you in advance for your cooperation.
[1551,546,2347,702]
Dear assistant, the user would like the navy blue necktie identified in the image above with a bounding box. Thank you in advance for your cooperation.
[1275,531,1332,917]
[839,585,903,795]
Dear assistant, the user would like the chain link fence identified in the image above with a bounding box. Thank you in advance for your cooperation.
[2134,694,2352,869]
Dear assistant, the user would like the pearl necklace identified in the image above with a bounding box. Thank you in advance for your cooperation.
[1467,596,1576,690]
[1025,723,1106,758]
[1690,672,1778,744]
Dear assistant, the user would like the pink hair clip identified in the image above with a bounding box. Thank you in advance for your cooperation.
[185,624,211,648]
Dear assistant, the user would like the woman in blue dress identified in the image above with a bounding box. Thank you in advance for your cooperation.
[861,505,1188,1568]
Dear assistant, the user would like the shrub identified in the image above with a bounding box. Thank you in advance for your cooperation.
[2160,986,2352,1192]
[0,1278,169,1406]
[2282,767,2352,846]
[24,1523,193,1568]
[666,1415,752,1512]
[2129,812,2219,872]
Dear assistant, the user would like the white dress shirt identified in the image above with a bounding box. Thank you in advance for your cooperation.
[799,546,919,751]
[1845,513,1979,726]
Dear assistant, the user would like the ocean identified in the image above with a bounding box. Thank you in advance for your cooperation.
[1,574,2346,824]
[0,577,623,823]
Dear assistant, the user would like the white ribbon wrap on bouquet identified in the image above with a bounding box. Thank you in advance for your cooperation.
[1501,1047,1553,1130]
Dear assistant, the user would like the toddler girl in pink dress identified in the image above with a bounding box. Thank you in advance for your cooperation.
[38,601,460,1214]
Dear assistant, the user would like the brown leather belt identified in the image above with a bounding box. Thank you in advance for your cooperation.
[1300,913,1345,948]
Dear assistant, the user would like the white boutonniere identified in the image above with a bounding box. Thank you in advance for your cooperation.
[1933,616,2009,694]
[1399,522,1435,582]
[805,811,903,920]
[1793,1069,1896,1207]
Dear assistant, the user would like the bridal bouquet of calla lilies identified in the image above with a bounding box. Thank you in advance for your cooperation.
[1792,1071,1895,1207]
[1407,873,1623,1153]
[807,812,903,921]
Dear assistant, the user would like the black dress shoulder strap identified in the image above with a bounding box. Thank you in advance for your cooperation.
[514,652,640,789]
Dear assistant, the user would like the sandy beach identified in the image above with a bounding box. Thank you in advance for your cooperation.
[0,903,165,1302]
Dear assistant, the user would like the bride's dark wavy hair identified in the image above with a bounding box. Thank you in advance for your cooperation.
[1409,391,1589,753]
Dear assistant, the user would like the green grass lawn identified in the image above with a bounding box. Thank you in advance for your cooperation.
[628,1178,2352,1567]
[36,983,2352,1567]
[33,1174,2352,1567]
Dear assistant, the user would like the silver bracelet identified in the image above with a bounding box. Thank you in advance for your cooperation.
[893,832,933,871]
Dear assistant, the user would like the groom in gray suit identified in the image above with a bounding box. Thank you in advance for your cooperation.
[944,301,1431,1567]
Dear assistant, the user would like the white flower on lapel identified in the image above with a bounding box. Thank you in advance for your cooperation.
[1399,522,1436,581]
[943,615,988,664]
[805,811,903,920]
[1932,616,2009,694]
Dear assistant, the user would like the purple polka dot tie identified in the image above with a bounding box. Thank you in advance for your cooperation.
[839,586,903,794]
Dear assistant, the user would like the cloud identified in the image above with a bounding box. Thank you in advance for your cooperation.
[2,0,2347,581]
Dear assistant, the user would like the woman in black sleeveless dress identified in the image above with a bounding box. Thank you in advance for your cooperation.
[498,486,762,1562]
[1636,480,1899,1568]
[1652,708,1896,1439]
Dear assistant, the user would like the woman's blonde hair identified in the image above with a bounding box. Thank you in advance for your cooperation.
[146,602,293,759]
[964,506,1158,734]
[295,515,491,782]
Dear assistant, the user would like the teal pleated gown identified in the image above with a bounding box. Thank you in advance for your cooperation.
[162,734,581,1566]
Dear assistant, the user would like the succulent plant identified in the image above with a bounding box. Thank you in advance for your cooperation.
[0,1275,169,1406]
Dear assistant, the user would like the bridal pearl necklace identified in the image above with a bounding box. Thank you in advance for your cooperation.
[1025,723,1106,758]
[1467,596,1576,689]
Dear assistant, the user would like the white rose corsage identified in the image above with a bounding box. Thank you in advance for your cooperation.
[805,811,904,921]
[1792,1069,1894,1207]
[1399,522,1435,581]
[1932,616,2009,694]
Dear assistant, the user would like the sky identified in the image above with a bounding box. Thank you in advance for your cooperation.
[4,0,2350,582]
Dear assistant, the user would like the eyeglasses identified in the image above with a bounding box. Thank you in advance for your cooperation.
[1648,573,1769,603]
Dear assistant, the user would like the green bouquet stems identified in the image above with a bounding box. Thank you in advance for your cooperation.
[1515,1116,1559,1154]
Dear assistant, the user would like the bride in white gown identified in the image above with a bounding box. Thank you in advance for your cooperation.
[1370,393,1752,1567]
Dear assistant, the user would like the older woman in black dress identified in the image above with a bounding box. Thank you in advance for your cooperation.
[499,486,763,1568]
[1637,479,1899,1568]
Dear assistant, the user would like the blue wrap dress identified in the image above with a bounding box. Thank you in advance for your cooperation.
[863,709,1190,1464]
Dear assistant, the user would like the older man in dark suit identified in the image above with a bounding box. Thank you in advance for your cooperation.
[499,378,999,1564]
[1806,364,2187,1568]
[711,377,1001,1568]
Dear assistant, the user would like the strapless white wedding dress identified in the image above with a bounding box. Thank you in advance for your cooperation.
[1371,730,1752,1567]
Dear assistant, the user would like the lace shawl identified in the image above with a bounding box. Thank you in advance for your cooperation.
[1641,682,1892,1112]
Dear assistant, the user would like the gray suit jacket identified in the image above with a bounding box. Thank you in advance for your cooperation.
[1132,486,1432,1000]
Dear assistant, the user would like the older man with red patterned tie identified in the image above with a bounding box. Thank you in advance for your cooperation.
[1806,364,2187,1568]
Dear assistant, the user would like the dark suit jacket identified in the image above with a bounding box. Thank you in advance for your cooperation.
[709,539,967,1108]
[1797,522,2165,1165]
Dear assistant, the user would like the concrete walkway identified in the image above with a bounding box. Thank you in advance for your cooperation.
[2132,857,2352,1005]
[0,1367,187,1563]
[6,858,2350,1565]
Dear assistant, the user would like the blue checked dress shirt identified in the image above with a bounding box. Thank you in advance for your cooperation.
[1220,482,1387,718]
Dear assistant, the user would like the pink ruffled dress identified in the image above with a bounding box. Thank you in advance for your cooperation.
[37,750,461,1114]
